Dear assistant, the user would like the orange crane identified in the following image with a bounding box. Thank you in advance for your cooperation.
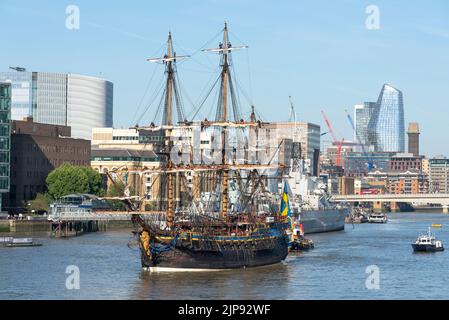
[320,110,346,166]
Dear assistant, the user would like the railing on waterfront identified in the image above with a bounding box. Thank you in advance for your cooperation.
[48,210,166,222]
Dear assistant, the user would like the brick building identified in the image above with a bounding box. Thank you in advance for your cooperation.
[4,117,90,212]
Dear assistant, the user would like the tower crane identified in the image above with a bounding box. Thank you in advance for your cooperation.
[320,110,345,166]
[345,110,374,171]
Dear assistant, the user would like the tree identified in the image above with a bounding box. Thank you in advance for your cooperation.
[28,193,51,213]
[80,166,105,196]
[106,180,126,197]
[105,180,137,211]
[46,164,105,199]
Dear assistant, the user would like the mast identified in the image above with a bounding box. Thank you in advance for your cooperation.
[147,32,189,229]
[203,22,247,221]
[166,33,175,228]
[221,23,230,220]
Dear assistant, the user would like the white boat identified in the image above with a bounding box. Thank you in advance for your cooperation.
[0,237,42,247]
[368,212,388,223]
[412,227,444,252]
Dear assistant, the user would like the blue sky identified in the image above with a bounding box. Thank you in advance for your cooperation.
[1,0,448,156]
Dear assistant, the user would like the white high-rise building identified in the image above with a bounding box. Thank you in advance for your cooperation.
[0,71,113,140]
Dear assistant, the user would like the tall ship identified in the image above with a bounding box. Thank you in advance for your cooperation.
[120,24,291,271]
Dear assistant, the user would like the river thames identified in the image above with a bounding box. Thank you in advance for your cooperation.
[2,212,449,300]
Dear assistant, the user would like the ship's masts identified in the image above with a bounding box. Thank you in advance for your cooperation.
[167,32,173,127]
[166,32,174,227]
[221,23,230,220]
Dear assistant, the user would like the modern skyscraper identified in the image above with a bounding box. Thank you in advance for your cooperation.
[0,82,11,211]
[367,84,405,153]
[0,71,113,140]
[354,102,377,148]
[407,122,420,156]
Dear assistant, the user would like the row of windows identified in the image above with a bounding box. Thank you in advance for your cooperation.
[40,144,89,155]
[91,156,159,162]
[12,143,89,156]
[112,136,138,141]
[139,136,164,142]
[111,136,164,143]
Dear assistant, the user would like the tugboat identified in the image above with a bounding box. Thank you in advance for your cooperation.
[368,212,388,223]
[412,227,444,252]
[289,222,314,251]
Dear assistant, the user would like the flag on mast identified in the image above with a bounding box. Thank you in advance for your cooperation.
[280,181,291,218]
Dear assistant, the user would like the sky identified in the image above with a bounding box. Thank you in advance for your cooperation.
[1,0,448,157]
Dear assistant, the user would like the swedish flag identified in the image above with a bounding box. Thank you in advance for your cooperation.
[280,182,291,218]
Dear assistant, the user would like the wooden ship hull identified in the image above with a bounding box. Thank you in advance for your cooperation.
[139,225,289,271]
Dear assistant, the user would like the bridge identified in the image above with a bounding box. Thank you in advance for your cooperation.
[331,193,449,212]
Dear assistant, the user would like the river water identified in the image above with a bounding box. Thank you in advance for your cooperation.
[1,212,449,300]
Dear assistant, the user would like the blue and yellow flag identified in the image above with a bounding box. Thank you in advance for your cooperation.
[280,181,291,218]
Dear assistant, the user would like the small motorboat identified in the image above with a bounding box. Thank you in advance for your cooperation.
[0,237,42,248]
[290,236,314,251]
[368,212,388,223]
[289,222,314,252]
[412,228,444,252]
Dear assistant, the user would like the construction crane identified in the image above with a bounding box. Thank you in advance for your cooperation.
[289,96,296,122]
[320,110,345,166]
[9,66,26,72]
[345,109,374,171]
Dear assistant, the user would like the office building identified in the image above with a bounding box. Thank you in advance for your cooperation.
[0,82,11,211]
[428,157,449,193]
[367,84,405,153]
[368,169,429,194]
[354,102,377,147]
[344,151,395,177]
[260,122,321,175]
[4,118,90,212]
[389,153,423,172]
[0,71,113,140]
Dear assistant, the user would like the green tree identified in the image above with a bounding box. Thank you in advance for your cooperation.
[80,166,105,196]
[28,193,52,213]
[107,180,126,197]
[46,164,105,199]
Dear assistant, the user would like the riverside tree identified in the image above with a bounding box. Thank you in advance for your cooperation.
[46,164,105,199]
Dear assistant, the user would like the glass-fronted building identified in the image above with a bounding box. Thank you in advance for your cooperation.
[0,82,11,210]
[0,71,113,140]
[367,84,405,153]
[344,151,395,177]
[354,102,377,149]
